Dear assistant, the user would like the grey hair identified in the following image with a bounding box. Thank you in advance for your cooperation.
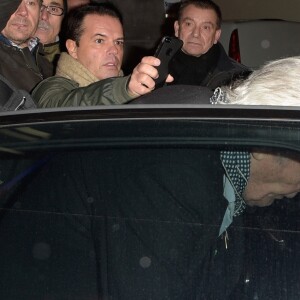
[222,56,300,106]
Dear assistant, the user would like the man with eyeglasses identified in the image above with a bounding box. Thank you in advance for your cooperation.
[35,0,68,64]
[0,0,53,93]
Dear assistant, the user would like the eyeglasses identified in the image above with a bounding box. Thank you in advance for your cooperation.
[41,5,64,16]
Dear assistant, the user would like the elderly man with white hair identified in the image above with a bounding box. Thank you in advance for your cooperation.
[213,56,300,106]
[134,55,300,231]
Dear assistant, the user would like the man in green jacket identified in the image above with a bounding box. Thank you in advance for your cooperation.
[32,3,173,107]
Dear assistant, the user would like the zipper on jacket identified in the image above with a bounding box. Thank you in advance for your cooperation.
[15,97,26,110]
[19,48,43,80]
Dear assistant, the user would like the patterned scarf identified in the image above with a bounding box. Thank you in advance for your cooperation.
[220,150,250,216]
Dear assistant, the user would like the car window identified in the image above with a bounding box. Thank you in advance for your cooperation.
[0,117,299,299]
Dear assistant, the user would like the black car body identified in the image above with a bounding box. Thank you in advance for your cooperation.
[0,105,299,299]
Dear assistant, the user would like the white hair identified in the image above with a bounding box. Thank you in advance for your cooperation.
[221,56,300,106]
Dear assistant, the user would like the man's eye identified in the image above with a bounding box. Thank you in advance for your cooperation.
[25,0,37,6]
[95,39,104,44]
[115,40,124,46]
[50,7,59,13]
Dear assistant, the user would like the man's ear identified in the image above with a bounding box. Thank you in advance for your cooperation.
[214,29,221,44]
[251,151,268,161]
[174,21,179,37]
[66,39,78,59]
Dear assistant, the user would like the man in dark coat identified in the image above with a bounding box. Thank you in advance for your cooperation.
[167,0,250,89]
[0,143,243,299]
[0,0,53,92]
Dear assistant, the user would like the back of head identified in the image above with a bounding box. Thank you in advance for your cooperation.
[178,0,222,28]
[221,56,300,106]
[0,0,20,31]
[64,3,123,45]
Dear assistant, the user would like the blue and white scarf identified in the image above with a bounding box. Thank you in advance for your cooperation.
[219,150,250,235]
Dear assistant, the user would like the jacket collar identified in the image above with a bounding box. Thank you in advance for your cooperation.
[0,33,39,52]
[0,34,11,46]
[56,52,99,87]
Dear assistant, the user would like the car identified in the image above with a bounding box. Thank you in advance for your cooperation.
[0,103,299,299]
[214,0,300,68]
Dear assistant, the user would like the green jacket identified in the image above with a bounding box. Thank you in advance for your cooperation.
[32,75,134,107]
[32,52,135,107]
[43,41,60,64]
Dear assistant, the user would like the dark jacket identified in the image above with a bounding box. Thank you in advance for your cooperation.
[132,84,213,105]
[0,37,53,93]
[0,146,244,299]
[168,42,251,90]
[43,41,61,64]
[0,73,36,110]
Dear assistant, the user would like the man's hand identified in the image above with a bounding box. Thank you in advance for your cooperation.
[127,56,173,97]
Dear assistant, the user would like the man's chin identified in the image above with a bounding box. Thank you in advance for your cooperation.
[101,70,121,80]
[245,198,275,207]
[182,46,205,57]
[7,34,30,46]
[35,32,49,44]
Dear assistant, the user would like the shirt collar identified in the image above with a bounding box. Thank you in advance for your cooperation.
[0,34,11,46]
[0,34,39,52]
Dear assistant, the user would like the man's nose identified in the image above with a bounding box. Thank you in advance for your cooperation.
[192,26,201,37]
[108,43,118,55]
[40,6,49,20]
[15,1,28,16]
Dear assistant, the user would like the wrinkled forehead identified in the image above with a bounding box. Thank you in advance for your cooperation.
[1,0,42,20]
[180,5,219,25]
[42,0,64,6]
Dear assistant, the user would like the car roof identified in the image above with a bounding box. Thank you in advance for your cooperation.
[0,106,299,157]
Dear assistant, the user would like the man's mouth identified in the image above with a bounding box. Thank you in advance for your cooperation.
[12,22,28,28]
[12,18,28,27]
[38,26,49,31]
[104,62,118,68]
[188,41,201,45]
[38,22,50,31]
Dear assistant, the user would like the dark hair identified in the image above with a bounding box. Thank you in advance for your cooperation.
[65,3,123,46]
[62,0,68,14]
[178,0,222,29]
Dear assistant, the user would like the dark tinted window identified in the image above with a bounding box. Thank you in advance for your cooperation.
[0,119,299,299]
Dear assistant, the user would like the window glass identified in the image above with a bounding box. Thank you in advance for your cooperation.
[0,120,299,299]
